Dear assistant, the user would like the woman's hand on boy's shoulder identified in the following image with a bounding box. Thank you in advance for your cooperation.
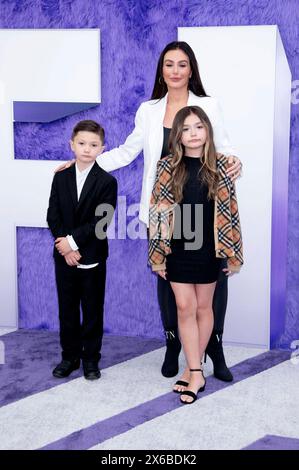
[54,159,76,173]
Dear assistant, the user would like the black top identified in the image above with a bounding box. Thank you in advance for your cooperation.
[171,156,215,263]
[161,127,171,158]
[171,156,216,262]
[160,127,215,261]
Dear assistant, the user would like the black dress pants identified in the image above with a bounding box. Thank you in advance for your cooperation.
[55,261,106,362]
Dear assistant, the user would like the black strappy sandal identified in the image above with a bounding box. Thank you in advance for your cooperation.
[180,368,206,404]
[173,380,189,394]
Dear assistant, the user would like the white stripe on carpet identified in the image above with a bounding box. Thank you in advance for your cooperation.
[91,357,298,450]
[0,345,264,449]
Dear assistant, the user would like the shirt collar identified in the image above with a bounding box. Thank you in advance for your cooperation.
[75,161,95,178]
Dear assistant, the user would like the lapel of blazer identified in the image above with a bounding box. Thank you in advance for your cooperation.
[148,94,167,174]
[77,162,100,212]
[148,92,202,175]
[151,91,197,159]
[66,165,78,208]
[187,90,198,105]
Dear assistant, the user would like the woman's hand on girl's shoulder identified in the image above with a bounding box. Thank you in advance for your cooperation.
[54,159,76,173]
[226,156,242,181]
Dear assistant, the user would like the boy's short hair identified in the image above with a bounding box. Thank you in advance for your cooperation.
[71,120,105,142]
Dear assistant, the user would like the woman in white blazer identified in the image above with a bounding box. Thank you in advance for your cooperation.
[58,41,242,383]
[99,91,235,226]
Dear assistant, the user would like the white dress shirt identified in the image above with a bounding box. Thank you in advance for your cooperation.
[66,162,98,269]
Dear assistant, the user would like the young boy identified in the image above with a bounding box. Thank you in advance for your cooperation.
[47,120,117,380]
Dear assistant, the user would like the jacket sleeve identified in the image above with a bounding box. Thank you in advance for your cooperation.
[46,174,66,239]
[70,178,118,248]
[211,98,235,156]
[97,102,145,172]
[227,179,244,272]
[148,161,167,271]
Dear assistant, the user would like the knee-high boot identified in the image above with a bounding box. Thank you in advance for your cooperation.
[161,327,181,377]
[205,331,233,381]
[206,261,233,382]
[157,276,181,377]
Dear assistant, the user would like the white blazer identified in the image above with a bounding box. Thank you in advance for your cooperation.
[98,91,234,226]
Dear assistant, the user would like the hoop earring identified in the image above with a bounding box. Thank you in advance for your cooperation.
[159,76,163,85]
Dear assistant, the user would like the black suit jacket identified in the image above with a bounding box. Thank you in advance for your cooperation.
[47,162,117,265]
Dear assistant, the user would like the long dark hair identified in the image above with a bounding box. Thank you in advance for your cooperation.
[151,41,207,100]
[169,106,218,203]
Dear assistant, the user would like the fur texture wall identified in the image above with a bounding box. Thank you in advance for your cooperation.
[1,0,298,346]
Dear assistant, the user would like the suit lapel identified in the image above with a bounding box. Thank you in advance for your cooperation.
[67,165,78,208]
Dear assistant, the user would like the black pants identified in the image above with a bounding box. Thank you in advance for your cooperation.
[55,261,106,362]
[157,258,228,333]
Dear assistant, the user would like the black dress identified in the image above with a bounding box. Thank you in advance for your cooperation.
[160,127,220,284]
[166,155,221,284]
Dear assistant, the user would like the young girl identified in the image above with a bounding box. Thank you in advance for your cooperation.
[149,106,243,404]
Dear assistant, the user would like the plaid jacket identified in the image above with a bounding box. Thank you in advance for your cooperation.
[148,154,243,273]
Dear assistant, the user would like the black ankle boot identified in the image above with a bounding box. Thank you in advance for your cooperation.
[205,332,233,382]
[161,328,181,378]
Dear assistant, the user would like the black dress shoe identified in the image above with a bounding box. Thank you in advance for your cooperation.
[83,361,101,380]
[52,359,80,378]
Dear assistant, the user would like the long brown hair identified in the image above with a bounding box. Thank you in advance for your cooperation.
[169,106,218,202]
[151,41,207,100]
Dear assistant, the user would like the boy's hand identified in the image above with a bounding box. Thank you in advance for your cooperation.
[64,250,82,266]
[55,237,72,256]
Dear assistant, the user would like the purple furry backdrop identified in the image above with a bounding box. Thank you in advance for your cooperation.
[2,0,298,346]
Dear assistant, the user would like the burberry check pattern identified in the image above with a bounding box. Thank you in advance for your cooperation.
[148,154,243,273]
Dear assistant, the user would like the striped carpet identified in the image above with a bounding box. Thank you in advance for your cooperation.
[0,329,297,450]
